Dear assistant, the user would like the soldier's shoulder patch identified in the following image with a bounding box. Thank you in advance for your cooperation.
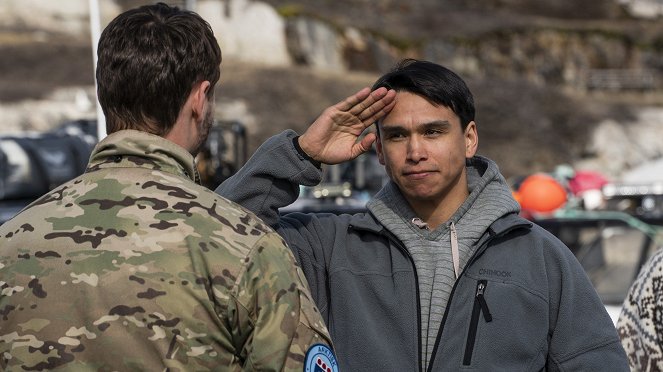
[304,344,339,372]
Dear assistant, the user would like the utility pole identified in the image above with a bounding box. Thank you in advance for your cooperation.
[185,0,197,11]
[88,0,106,141]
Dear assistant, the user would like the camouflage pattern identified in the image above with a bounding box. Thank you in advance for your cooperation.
[0,130,333,371]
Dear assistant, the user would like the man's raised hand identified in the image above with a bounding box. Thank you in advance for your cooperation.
[298,87,396,165]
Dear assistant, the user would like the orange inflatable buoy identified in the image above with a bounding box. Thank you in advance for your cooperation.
[516,173,567,213]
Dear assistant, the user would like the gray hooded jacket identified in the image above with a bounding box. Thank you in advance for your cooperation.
[216,130,628,371]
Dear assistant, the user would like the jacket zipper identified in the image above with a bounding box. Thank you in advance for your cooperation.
[427,236,493,371]
[427,220,527,371]
[462,280,493,366]
[358,218,527,372]
[381,229,423,372]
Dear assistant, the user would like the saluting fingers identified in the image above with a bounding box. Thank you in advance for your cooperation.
[348,87,391,117]
[358,89,397,122]
[335,87,372,112]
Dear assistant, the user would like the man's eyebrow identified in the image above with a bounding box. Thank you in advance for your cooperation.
[380,125,407,135]
[380,120,452,135]
[422,120,452,129]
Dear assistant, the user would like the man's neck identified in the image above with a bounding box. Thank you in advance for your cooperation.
[405,183,469,230]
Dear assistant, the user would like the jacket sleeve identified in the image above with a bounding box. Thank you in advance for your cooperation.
[215,130,322,228]
[539,225,629,371]
[227,232,336,371]
[616,248,663,371]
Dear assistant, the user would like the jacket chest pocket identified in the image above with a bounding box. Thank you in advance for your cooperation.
[463,280,493,365]
[459,278,548,370]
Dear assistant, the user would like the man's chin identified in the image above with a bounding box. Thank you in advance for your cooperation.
[401,189,437,203]
[397,181,434,197]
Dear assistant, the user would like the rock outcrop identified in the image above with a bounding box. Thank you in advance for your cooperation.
[2,0,663,180]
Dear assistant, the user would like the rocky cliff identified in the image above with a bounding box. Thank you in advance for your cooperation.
[2,0,663,180]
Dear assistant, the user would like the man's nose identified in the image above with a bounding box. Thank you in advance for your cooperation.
[407,137,427,163]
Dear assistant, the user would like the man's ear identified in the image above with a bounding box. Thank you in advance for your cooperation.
[464,121,478,158]
[191,81,211,120]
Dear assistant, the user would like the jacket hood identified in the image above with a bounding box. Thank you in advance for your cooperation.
[366,155,520,237]
[350,208,530,238]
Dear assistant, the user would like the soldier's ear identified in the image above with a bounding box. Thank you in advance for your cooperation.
[191,81,211,120]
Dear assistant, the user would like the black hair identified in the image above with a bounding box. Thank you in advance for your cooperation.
[372,59,475,129]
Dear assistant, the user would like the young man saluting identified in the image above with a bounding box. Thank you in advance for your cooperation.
[217,59,628,371]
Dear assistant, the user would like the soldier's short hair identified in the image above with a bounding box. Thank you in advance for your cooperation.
[96,2,222,135]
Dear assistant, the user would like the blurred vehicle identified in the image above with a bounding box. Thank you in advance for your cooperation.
[280,148,389,215]
[195,120,248,189]
[0,119,247,225]
[0,120,97,224]
[535,210,662,324]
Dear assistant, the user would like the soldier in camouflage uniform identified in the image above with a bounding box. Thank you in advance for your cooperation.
[0,3,338,371]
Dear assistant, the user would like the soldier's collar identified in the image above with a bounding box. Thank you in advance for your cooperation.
[88,130,198,183]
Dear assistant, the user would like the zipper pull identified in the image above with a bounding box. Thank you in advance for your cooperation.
[476,281,493,322]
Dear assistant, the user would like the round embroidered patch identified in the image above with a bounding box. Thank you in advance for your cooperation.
[304,343,339,372]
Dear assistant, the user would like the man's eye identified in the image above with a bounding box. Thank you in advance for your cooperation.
[387,133,405,139]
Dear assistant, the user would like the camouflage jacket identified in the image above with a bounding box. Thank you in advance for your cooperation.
[0,130,334,371]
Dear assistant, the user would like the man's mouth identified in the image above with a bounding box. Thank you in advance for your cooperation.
[403,170,435,178]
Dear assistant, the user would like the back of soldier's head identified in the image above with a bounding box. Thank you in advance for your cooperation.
[372,59,475,130]
[96,2,222,136]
